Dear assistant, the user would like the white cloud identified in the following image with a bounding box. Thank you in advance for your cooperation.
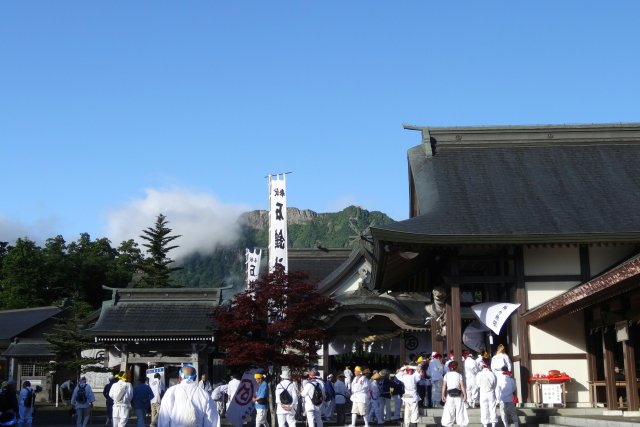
[106,188,249,260]
[0,215,58,245]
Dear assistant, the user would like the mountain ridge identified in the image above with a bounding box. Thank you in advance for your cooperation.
[172,205,394,288]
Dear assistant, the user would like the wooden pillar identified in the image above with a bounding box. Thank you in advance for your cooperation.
[603,328,618,408]
[400,332,407,364]
[451,282,462,359]
[515,246,530,403]
[431,318,444,355]
[624,323,639,410]
[445,253,462,358]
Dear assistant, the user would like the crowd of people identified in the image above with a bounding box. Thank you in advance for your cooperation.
[0,344,518,427]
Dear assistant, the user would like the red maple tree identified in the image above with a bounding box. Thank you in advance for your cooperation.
[213,266,338,374]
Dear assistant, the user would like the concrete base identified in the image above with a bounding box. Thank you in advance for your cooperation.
[603,409,624,416]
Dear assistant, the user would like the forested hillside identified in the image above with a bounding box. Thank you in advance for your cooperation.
[0,206,393,309]
[171,205,394,288]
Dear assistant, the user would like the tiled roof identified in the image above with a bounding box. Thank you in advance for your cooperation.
[89,303,215,336]
[2,339,54,357]
[288,248,352,283]
[373,124,640,244]
[87,287,220,338]
[0,307,61,340]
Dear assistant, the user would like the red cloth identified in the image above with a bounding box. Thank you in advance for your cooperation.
[528,375,571,383]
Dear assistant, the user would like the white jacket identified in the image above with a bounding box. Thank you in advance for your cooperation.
[350,375,370,404]
[158,381,217,427]
[109,381,133,419]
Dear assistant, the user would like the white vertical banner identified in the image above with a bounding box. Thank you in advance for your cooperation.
[245,248,262,286]
[268,174,288,272]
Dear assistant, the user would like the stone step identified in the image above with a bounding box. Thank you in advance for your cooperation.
[546,415,640,427]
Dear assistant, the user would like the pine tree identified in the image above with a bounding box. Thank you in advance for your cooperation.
[213,266,339,374]
[45,298,109,376]
[137,213,182,288]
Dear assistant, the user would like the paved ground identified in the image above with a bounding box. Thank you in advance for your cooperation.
[30,405,395,427]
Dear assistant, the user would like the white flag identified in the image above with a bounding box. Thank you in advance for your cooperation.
[226,369,261,427]
[246,248,262,286]
[471,302,521,335]
[268,174,288,273]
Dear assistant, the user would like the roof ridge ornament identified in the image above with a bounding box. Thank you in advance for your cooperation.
[403,124,435,157]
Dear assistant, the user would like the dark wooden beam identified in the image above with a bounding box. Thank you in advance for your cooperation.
[580,244,591,282]
[515,246,530,403]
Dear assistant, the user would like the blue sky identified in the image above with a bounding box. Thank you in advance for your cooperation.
[2,1,639,256]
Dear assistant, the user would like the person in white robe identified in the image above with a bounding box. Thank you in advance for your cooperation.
[225,374,240,410]
[475,361,498,427]
[463,353,479,408]
[490,345,512,373]
[300,369,324,427]
[395,365,421,427]
[158,365,218,427]
[109,372,133,427]
[440,361,468,427]
[347,366,369,427]
[275,370,298,427]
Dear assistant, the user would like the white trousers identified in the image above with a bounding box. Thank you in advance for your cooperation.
[277,412,297,427]
[465,378,478,406]
[402,400,419,425]
[441,396,469,427]
[306,409,323,427]
[479,395,497,425]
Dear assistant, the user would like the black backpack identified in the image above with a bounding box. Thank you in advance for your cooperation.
[279,382,293,405]
[76,385,87,403]
[24,389,34,408]
[310,382,323,406]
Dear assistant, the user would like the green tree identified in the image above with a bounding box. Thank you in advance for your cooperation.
[42,235,71,304]
[45,298,109,376]
[138,214,182,288]
[0,238,47,309]
[113,239,145,286]
[67,233,120,307]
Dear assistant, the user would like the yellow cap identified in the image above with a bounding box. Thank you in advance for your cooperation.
[354,366,362,373]
[254,373,263,379]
